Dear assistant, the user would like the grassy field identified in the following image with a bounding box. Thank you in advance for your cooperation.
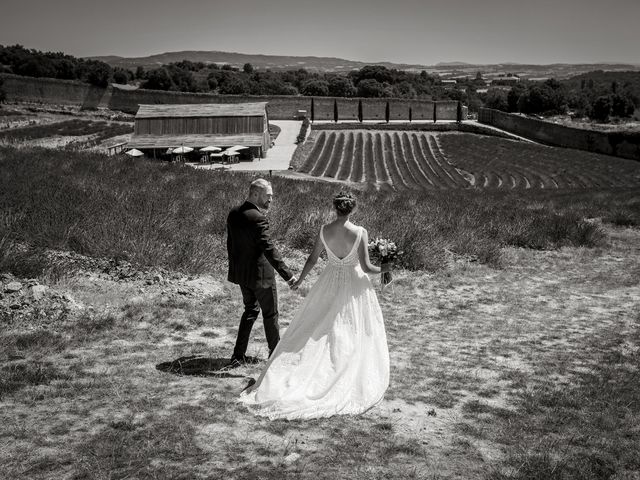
[0,145,639,479]
[294,130,640,191]
[2,146,639,275]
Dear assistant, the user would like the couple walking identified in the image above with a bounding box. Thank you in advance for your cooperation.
[226,178,390,420]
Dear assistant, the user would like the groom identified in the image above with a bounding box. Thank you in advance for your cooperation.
[226,178,296,368]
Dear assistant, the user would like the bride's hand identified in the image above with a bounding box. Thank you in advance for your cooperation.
[291,278,304,290]
[381,262,392,273]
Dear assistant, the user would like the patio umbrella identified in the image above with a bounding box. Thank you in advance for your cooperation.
[125,149,144,157]
[172,146,194,154]
[228,145,249,151]
[199,146,221,152]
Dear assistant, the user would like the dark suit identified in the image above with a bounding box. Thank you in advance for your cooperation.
[227,201,292,359]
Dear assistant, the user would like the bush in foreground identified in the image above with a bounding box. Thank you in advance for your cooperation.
[0,147,633,275]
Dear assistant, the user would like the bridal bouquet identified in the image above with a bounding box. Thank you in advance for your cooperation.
[368,238,402,289]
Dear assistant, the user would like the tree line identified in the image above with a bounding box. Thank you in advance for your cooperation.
[0,44,116,87]
[134,62,473,102]
[482,73,640,122]
[0,44,477,101]
[1,44,638,122]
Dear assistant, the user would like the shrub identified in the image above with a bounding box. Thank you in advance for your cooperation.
[295,117,310,144]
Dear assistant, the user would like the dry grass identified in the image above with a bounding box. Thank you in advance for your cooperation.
[1,143,639,478]
[1,226,638,479]
[1,146,633,275]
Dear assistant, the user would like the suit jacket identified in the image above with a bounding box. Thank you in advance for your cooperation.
[227,201,292,289]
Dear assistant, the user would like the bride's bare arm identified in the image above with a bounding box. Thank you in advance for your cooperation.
[292,231,324,288]
[358,228,381,274]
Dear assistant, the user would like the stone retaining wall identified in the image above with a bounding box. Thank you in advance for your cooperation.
[2,74,464,121]
[478,108,640,161]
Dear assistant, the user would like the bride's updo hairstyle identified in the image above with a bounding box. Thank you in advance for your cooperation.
[333,191,356,216]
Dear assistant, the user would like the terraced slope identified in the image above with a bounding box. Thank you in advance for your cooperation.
[296,130,640,190]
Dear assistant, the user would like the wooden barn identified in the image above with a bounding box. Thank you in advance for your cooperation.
[127,102,271,159]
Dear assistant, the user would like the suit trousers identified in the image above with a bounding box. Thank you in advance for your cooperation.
[233,284,280,359]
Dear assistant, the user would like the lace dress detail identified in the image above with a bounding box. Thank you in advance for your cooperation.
[238,225,390,420]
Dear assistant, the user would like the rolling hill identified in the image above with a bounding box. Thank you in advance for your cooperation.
[87,50,640,78]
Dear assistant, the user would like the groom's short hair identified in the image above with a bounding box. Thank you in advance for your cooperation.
[249,178,271,195]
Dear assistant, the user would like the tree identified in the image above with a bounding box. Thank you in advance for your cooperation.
[334,99,339,123]
[356,78,387,98]
[310,98,315,122]
[135,66,145,80]
[166,65,198,92]
[518,84,566,115]
[15,57,56,78]
[113,68,129,85]
[409,106,412,122]
[243,63,254,74]
[358,99,363,122]
[141,68,173,90]
[507,84,526,112]
[53,59,77,80]
[84,60,113,87]
[392,81,417,99]
[219,77,251,95]
[207,72,218,91]
[484,88,509,111]
[0,77,6,103]
[301,79,329,96]
[591,95,612,122]
[611,93,635,117]
[433,102,437,123]
[350,65,394,85]
[328,76,356,97]
[456,101,463,123]
[385,101,390,123]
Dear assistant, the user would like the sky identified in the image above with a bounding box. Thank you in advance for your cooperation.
[1,0,639,65]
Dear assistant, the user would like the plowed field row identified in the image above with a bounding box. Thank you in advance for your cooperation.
[297,130,640,190]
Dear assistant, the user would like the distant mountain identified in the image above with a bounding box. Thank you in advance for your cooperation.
[87,50,640,79]
[435,61,473,67]
[87,50,432,73]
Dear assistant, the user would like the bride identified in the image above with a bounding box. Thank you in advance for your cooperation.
[238,192,390,420]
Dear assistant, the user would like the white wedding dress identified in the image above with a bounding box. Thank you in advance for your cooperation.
[238,225,390,420]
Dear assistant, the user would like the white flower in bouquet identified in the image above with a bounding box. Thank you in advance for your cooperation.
[368,237,402,290]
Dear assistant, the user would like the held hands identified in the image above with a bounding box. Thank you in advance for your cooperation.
[380,262,392,273]
[289,276,305,290]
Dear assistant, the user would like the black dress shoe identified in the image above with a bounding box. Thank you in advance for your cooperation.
[243,355,262,364]
[224,358,243,369]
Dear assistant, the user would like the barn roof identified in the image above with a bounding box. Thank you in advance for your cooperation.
[127,133,265,149]
[135,103,268,119]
